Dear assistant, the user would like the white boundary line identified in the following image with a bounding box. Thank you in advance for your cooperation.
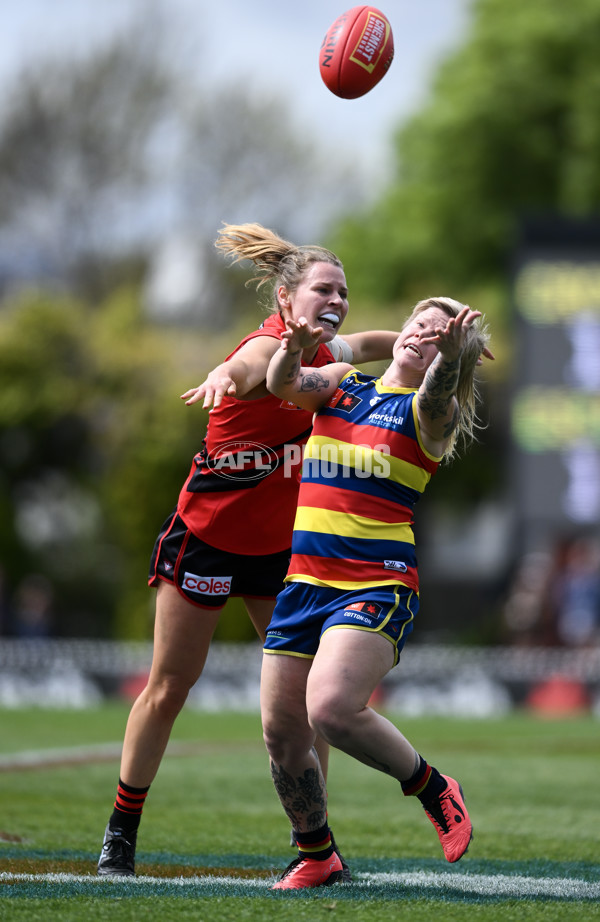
[362,870,599,899]
[0,744,123,770]
[0,741,204,771]
[1,870,598,900]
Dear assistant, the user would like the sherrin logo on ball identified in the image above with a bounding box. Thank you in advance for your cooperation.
[319,5,394,99]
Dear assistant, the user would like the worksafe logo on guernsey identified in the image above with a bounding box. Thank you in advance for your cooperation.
[207,440,278,481]
[183,572,232,596]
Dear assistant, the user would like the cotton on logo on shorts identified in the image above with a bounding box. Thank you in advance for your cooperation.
[182,572,232,595]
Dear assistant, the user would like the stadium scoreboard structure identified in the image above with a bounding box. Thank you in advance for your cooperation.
[511,218,600,551]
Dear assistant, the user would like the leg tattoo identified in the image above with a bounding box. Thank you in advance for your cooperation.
[270,758,327,831]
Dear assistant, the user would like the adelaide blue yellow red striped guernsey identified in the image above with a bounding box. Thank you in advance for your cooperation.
[286,370,443,594]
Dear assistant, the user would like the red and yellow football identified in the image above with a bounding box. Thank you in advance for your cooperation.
[319,6,394,99]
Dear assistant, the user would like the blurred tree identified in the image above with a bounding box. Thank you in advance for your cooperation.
[0,24,173,298]
[172,85,354,244]
[0,8,361,306]
[331,0,600,308]
[0,287,213,638]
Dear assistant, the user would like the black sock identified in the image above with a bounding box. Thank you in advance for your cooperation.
[401,755,447,804]
[109,778,150,837]
[294,822,334,861]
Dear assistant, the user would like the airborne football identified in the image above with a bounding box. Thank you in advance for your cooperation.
[319,5,394,99]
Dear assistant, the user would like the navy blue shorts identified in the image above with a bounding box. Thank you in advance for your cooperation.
[149,510,291,609]
[264,580,418,667]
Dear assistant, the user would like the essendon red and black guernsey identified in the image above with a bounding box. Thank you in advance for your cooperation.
[177,314,338,556]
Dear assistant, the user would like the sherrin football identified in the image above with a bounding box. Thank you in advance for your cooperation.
[319,6,394,99]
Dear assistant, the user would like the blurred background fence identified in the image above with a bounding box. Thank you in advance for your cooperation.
[0,638,597,717]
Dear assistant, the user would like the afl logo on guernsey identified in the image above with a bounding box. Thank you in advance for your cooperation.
[328,388,362,412]
[207,440,278,481]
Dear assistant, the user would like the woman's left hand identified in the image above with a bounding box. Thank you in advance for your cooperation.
[423,307,482,362]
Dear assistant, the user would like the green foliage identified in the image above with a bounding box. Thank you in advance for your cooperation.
[0,289,212,638]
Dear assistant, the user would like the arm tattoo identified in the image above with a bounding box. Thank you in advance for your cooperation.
[299,370,330,393]
[418,356,460,421]
[443,405,460,438]
[285,354,302,383]
[270,759,327,831]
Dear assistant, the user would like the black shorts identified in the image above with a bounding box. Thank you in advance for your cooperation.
[148,510,291,609]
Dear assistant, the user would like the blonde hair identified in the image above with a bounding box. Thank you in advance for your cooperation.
[215,222,343,313]
[405,296,491,460]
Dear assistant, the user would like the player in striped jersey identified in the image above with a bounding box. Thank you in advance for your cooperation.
[261,298,491,889]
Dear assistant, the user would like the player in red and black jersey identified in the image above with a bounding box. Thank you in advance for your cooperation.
[97,223,401,878]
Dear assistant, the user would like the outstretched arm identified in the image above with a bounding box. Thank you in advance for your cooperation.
[417,307,482,454]
[341,331,493,366]
[181,335,280,409]
[266,316,353,413]
[339,330,399,364]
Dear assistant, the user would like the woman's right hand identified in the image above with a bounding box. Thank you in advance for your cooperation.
[181,367,236,409]
[281,316,323,352]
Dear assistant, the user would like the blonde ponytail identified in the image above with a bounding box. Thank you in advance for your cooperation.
[215,222,343,312]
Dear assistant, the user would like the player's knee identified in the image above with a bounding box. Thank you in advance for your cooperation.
[263,713,311,764]
[308,696,353,747]
[145,673,193,718]
[262,722,285,763]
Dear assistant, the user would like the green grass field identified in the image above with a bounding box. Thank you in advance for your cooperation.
[0,704,598,921]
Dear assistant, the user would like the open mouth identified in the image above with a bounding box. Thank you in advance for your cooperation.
[317,312,340,330]
[405,343,422,357]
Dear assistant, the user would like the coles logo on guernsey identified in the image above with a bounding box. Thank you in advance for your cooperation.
[183,572,232,596]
